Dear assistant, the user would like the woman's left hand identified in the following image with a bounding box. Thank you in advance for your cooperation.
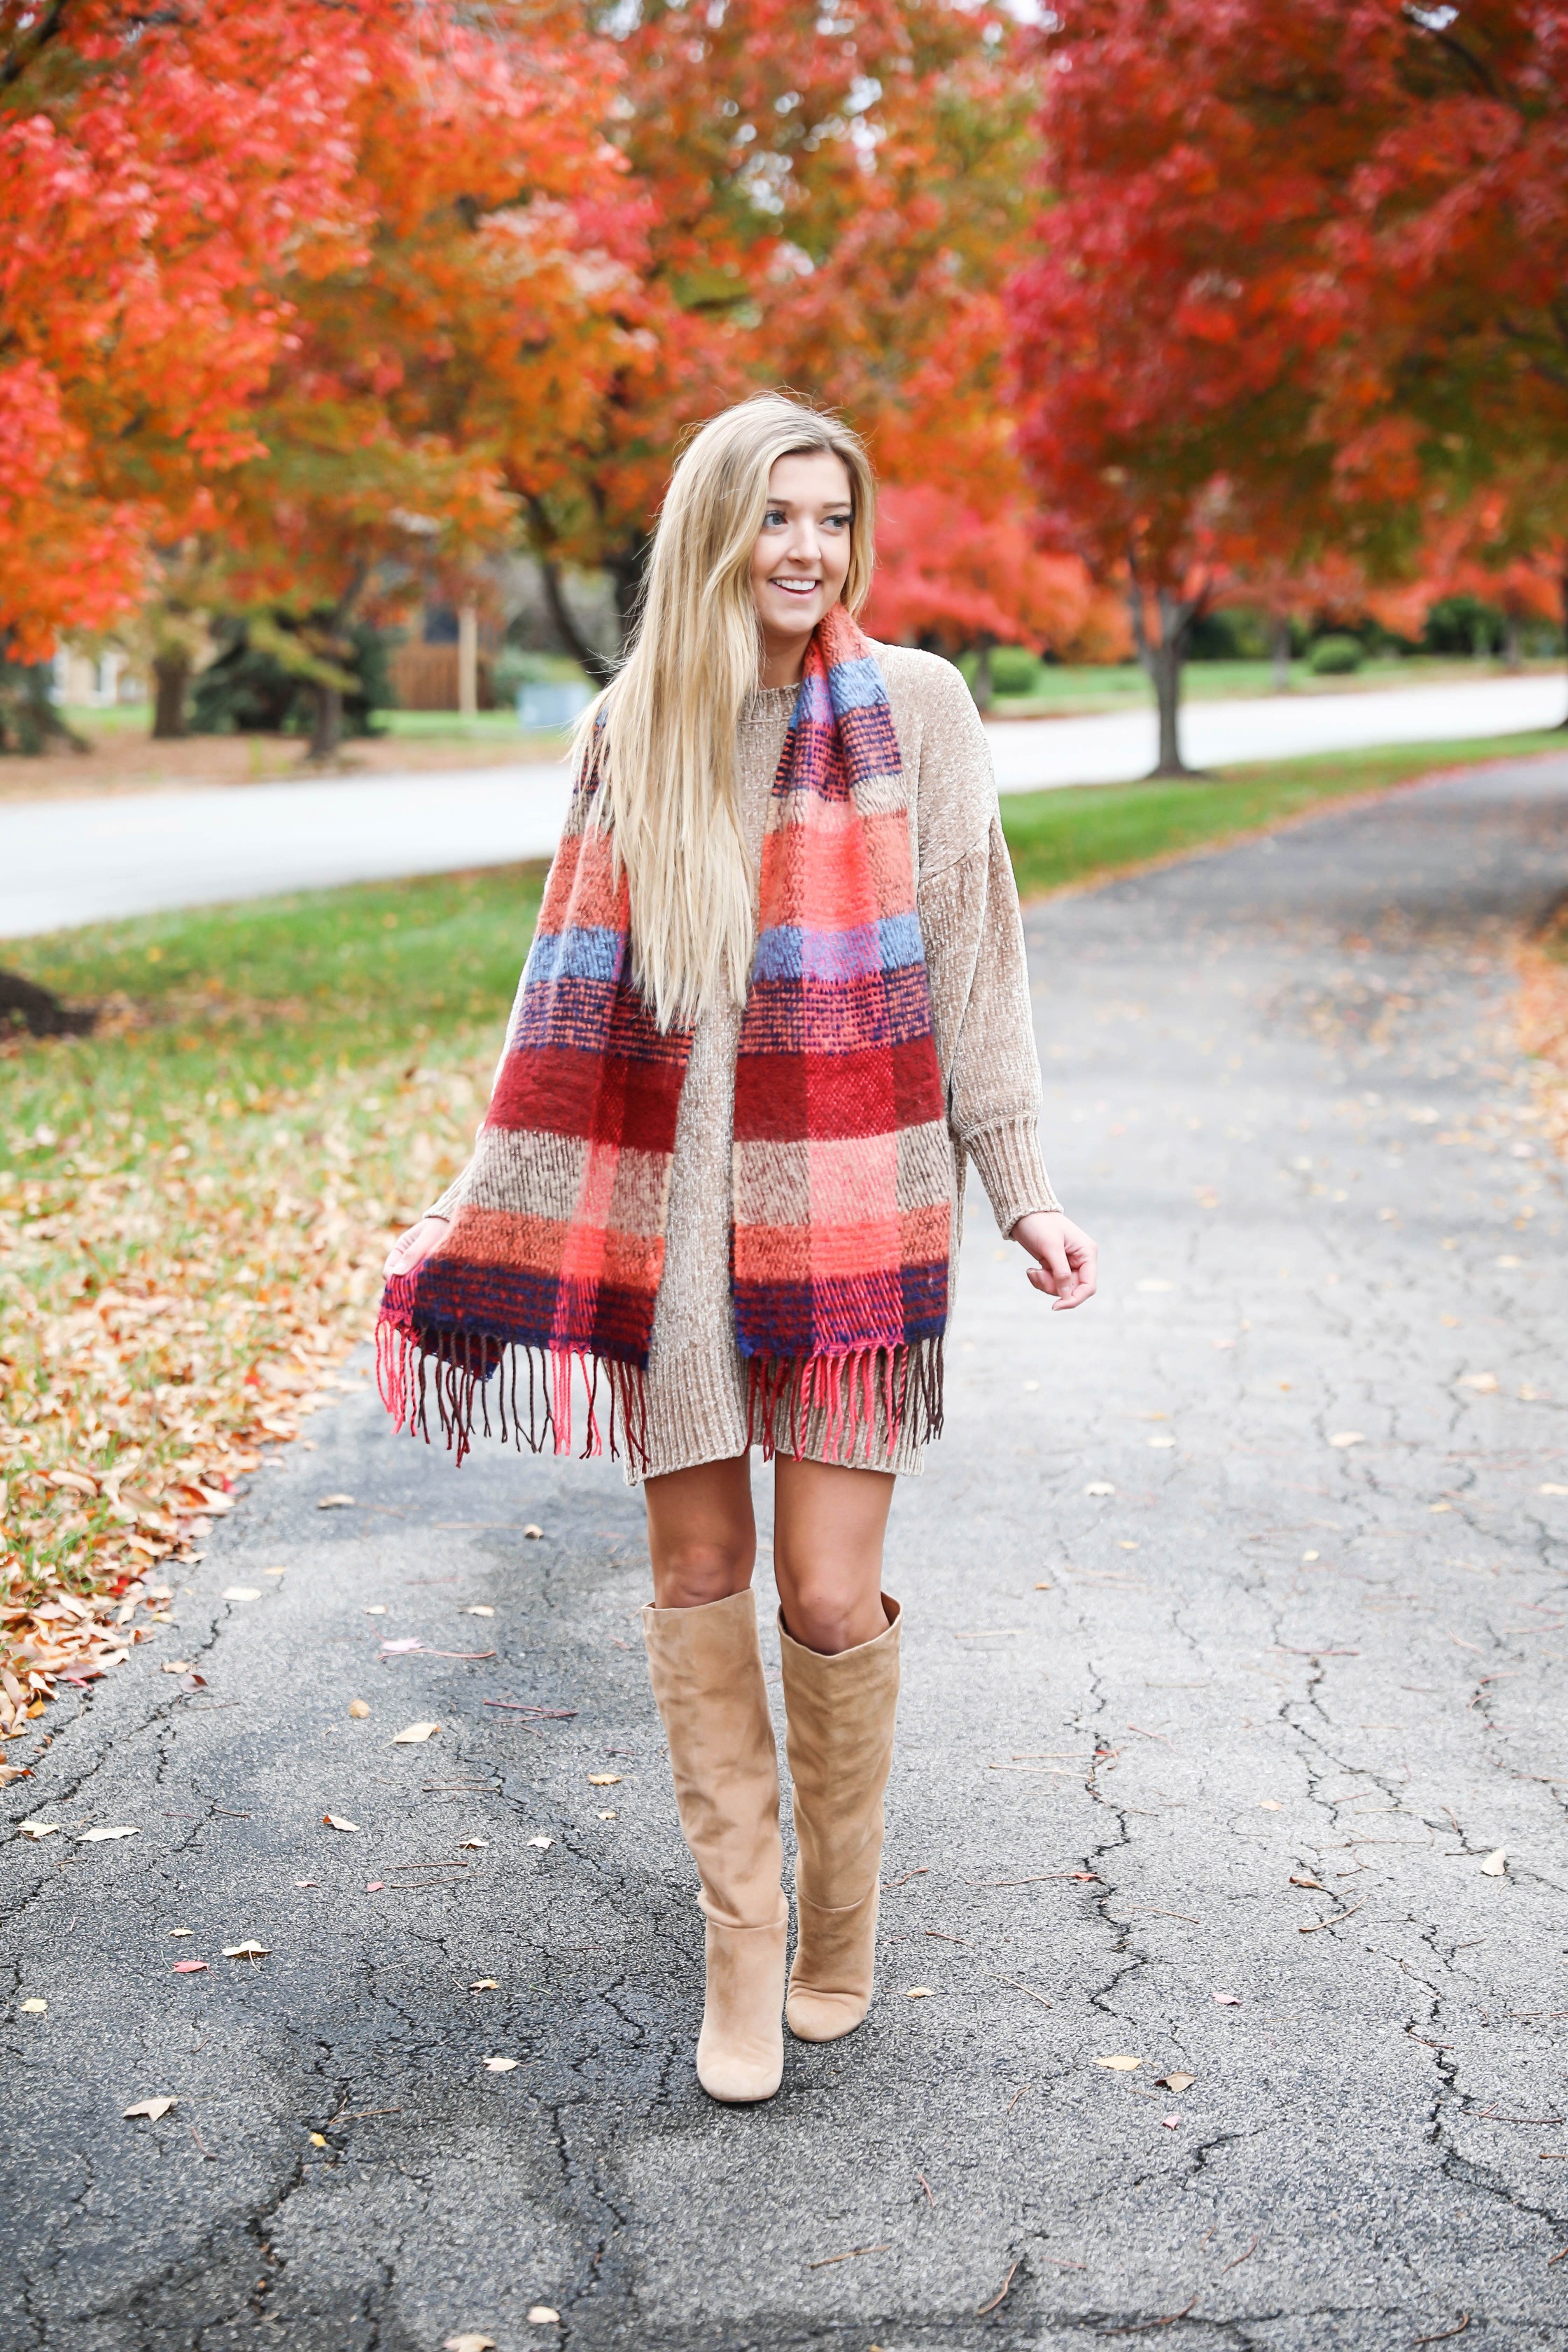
[1010,1210,1098,1310]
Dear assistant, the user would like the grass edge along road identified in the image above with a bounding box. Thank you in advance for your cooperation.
[2,729,1566,1769]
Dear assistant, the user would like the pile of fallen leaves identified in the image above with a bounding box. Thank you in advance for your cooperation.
[1518,916,1568,1161]
[0,1049,489,1770]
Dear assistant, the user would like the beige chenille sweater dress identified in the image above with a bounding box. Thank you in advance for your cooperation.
[429,642,1059,1483]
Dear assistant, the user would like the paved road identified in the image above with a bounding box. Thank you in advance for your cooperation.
[5,753,1568,2350]
[4,675,1563,939]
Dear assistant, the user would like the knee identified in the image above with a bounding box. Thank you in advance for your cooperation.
[652,1536,753,1613]
[780,1583,878,1657]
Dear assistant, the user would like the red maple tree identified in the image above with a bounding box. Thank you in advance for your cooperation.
[1007,0,1568,769]
[0,0,369,657]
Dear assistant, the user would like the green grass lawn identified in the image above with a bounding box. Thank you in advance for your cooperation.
[996,729,1568,899]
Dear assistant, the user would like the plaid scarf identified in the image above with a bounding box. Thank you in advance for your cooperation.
[377,608,951,1470]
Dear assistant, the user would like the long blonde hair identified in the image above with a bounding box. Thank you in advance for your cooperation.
[578,393,877,1031]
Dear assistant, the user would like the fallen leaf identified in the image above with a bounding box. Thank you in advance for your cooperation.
[364,1605,387,1616]
[465,1606,495,1617]
[1457,1373,1499,1394]
[293,1878,317,1889]
[1095,2054,1141,2071]
[1539,1485,1568,1498]
[365,1879,384,1891]
[123,2097,177,2121]
[528,1835,553,1849]
[309,2132,328,2148]
[482,2055,520,2073]
[596,1809,617,1821]
[169,1927,193,1936]
[1136,1280,1173,1293]
[1161,2115,1182,2129]
[1212,1992,1241,2005]
[348,1700,370,1719]
[1289,1875,1325,1891]
[18,1821,59,1839]
[160,1660,195,1674]
[19,1997,46,2012]
[1033,1580,1052,1591]
[172,1960,209,1974]
[526,2314,559,2330]
[1328,1432,1364,1448]
[904,1986,936,1998]
[264,1567,287,1577]
[323,1814,359,1833]
[393,1721,440,1744]
[1148,1434,1175,1449]
[458,1837,489,1850]
[77,1825,139,1842]
[1156,2073,1196,2092]
[587,1773,622,1786]
[1480,1849,1507,1876]
[523,1525,544,1540]
[223,1941,269,1958]
[379,1637,422,1653]
[470,1978,500,1990]
[445,2337,498,2352]
[1084,1480,1116,1497]
[1259,1799,1282,1811]
[317,1494,356,1509]
[222,1586,261,1602]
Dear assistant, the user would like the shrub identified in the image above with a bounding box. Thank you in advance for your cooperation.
[1308,634,1364,676]
[989,645,1044,696]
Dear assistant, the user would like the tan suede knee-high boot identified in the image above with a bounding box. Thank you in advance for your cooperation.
[642,1589,787,2103]
[779,1595,901,2043]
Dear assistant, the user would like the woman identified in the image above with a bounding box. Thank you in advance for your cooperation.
[379,393,1097,2105]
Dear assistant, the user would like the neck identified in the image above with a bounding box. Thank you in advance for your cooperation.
[758,628,809,690]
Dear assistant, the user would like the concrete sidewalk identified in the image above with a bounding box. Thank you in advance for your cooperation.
[3,673,1563,939]
[4,751,1567,2349]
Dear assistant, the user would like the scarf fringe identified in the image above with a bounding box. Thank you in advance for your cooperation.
[745,1337,944,1466]
[375,1310,650,1474]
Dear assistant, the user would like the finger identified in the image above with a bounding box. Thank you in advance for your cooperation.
[1039,1238,1072,1290]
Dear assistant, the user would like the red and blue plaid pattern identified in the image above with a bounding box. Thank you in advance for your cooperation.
[377,608,951,1467]
[733,607,949,1450]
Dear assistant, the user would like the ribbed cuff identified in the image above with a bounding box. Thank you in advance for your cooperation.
[966,1116,1061,1236]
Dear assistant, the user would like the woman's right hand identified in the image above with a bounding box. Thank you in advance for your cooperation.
[382,1214,449,1280]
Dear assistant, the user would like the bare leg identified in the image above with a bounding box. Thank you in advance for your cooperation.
[771,1454,895,1653]
[643,1452,755,1609]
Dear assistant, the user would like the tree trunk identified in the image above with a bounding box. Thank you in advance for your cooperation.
[1270,614,1293,694]
[310,682,344,762]
[971,638,994,713]
[608,539,649,652]
[1128,583,1200,776]
[1471,609,1490,659]
[1502,610,1523,673]
[538,559,616,685]
[151,652,190,739]
[457,603,479,716]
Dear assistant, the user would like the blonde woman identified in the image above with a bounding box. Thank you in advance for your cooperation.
[379,393,1097,2104]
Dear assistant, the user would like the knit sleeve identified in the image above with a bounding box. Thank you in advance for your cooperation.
[900,653,1061,1234]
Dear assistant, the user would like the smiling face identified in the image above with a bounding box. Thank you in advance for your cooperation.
[748,449,855,685]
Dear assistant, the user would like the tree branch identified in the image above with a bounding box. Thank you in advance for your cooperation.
[1,0,75,90]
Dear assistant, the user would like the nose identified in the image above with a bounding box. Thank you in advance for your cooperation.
[782,516,822,568]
